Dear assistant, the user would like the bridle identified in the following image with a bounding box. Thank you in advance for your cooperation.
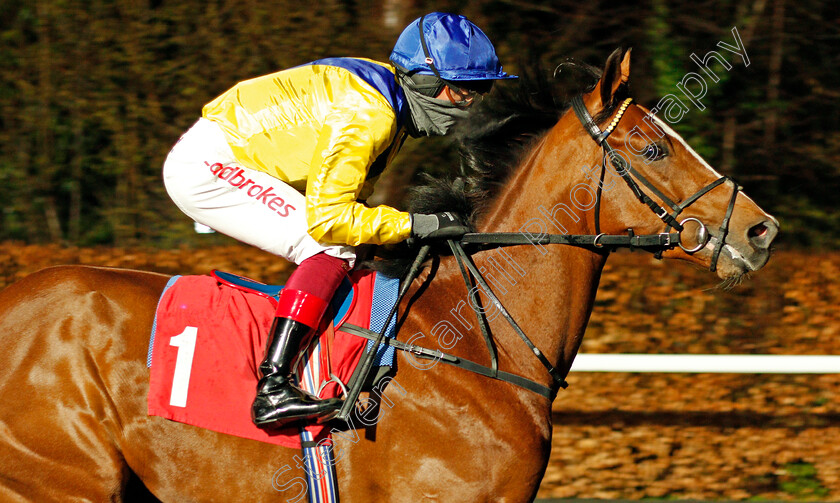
[570,94,742,272]
[338,93,746,414]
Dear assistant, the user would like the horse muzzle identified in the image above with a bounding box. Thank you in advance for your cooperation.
[713,217,779,276]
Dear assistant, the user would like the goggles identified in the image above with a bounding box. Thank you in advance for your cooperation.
[443,80,493,107]
[396,65,492,107]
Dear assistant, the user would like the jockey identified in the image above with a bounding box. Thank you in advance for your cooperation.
[162,12,517,428]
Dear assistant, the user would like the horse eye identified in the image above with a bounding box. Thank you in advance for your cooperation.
[644,142,668,162]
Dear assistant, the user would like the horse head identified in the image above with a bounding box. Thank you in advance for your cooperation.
[568,48,778,279]
[405,46,782,406]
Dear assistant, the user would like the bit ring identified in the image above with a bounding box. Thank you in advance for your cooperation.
[678,217,710,253]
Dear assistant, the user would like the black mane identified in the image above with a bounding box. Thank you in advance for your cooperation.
[407,64,573,220]
[407,57,631,221]
[365,58,627,275]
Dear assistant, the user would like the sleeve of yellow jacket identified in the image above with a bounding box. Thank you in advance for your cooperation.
[305,102,413,247]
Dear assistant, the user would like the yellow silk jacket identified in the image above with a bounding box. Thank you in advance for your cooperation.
[202,58,412,246]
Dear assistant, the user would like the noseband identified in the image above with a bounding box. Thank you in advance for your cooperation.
[570,95,741,272]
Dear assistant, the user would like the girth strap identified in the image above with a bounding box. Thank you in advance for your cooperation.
[339,323,556,400]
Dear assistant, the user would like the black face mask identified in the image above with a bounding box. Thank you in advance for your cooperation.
[399,70,446,98]
[397,73,470,137]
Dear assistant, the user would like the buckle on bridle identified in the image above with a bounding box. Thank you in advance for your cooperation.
[659,233,672,246]
[656,207,669,219]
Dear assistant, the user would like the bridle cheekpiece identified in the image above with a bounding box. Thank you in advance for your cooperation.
[570,94,741,272]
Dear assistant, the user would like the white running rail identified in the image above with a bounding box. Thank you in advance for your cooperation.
[571,354,840,373]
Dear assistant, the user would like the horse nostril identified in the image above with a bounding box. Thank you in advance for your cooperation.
[748,223,768,239]
[747,220,778,248]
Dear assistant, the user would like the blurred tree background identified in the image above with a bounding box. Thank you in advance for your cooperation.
[1,0,837,248]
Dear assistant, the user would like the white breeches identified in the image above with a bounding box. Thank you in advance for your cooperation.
[162,118,355,265]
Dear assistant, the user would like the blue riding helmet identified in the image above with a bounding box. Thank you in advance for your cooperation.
[390,12,517,82]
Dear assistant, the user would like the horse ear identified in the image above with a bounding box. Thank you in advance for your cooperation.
[599,47,631,106]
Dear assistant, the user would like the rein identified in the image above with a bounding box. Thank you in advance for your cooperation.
[339,93,746,409]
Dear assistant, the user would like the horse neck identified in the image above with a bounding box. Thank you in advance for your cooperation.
[472,122,608,381]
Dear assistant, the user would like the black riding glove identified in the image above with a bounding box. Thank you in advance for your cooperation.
[410,212,471,241]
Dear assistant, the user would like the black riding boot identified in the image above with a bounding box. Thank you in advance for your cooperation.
[251,317,342,427]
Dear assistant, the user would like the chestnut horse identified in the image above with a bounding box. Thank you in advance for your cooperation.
[0,49,777,502]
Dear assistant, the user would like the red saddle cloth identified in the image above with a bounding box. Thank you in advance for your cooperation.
[146,271,378,448]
